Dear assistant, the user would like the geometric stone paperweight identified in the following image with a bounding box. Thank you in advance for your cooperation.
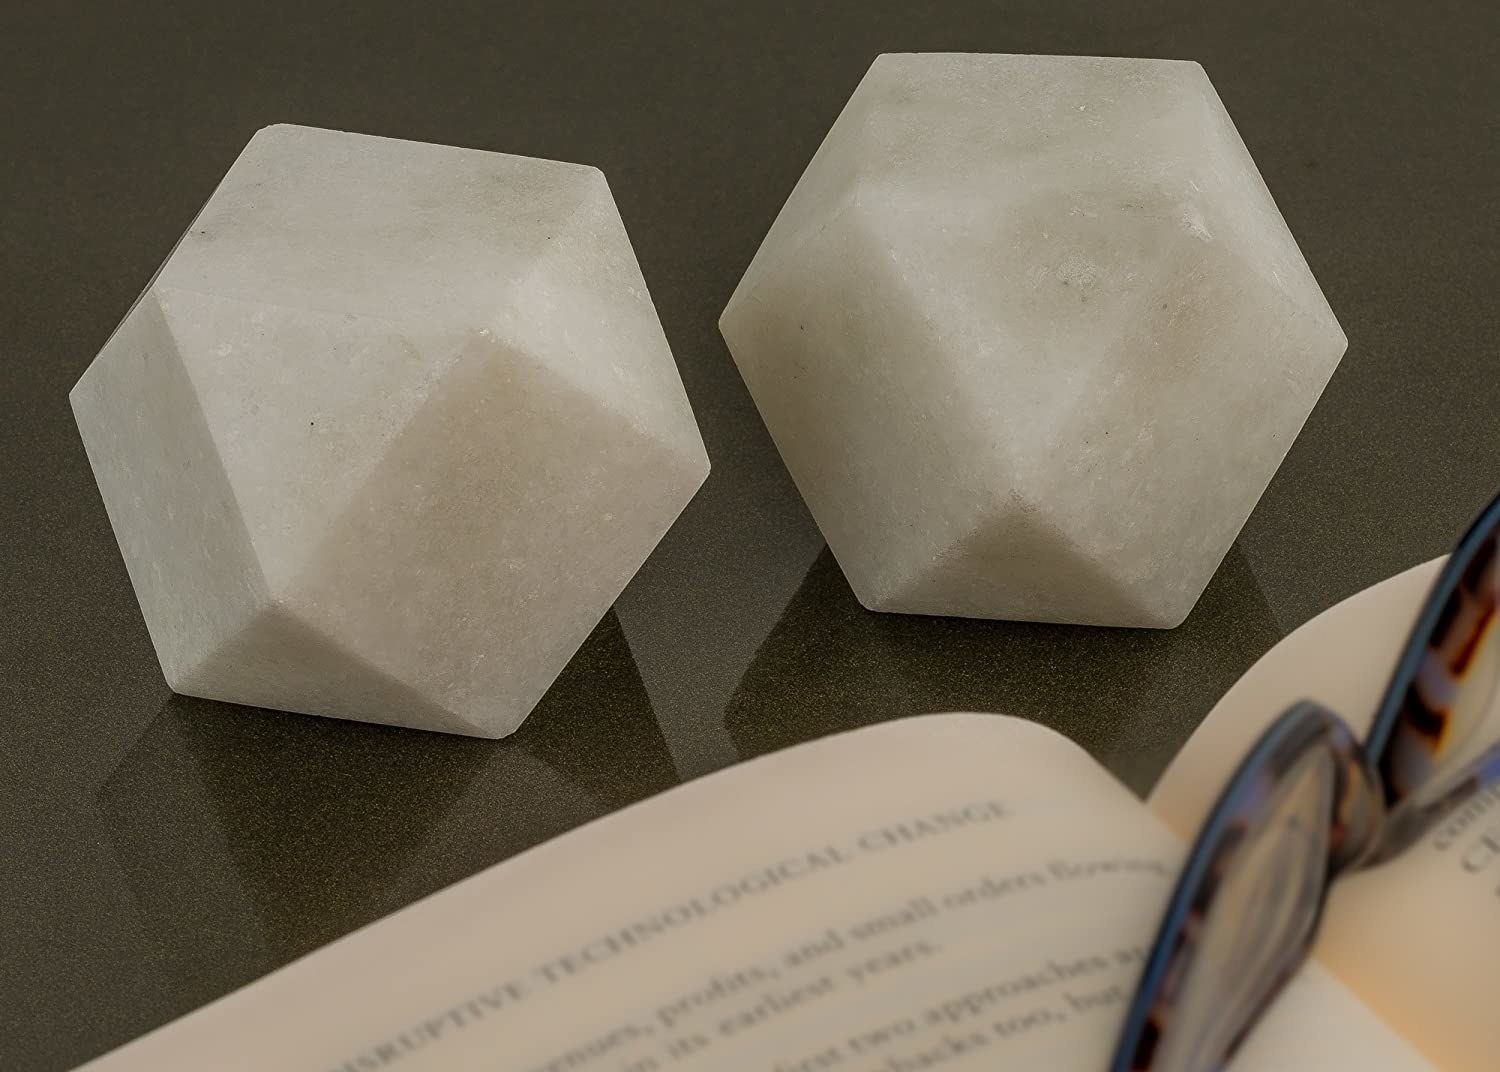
[72,125,709,737]
[721,54,1347,628]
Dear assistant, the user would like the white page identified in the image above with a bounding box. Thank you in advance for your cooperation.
[1152,558,1500,1072]
[81,714,1428,1071]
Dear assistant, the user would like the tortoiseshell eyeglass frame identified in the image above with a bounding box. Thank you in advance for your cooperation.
[1110,489,1500,1072]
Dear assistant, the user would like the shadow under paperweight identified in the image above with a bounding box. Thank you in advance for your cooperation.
[721,53,1347,628]
[71,124,709,738]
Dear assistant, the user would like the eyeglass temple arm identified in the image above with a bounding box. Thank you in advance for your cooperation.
[1368,740,1500,865]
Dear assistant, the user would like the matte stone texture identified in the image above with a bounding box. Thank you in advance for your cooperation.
[70,124,710,738]
[721,54,1348,628]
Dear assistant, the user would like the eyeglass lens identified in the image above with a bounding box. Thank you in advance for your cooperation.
[1148,745,1334,1072]
[1384,530,1500,808]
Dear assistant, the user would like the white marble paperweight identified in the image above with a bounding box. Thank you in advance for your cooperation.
[72,124,709,737]
[721,54,1347,628]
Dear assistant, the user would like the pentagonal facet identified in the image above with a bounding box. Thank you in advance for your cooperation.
[72,125,708,736]
[721,53,1347,627]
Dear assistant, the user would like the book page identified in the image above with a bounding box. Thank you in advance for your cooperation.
[81,714,1428,1072]
[1152,558,1500,1072]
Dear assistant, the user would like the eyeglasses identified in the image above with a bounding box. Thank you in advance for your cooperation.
[1110,490,1500,1072]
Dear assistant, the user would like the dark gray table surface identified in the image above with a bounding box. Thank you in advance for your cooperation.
[3,3,1497,1069]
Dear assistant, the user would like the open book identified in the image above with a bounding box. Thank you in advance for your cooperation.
[78,558,1492,1072]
